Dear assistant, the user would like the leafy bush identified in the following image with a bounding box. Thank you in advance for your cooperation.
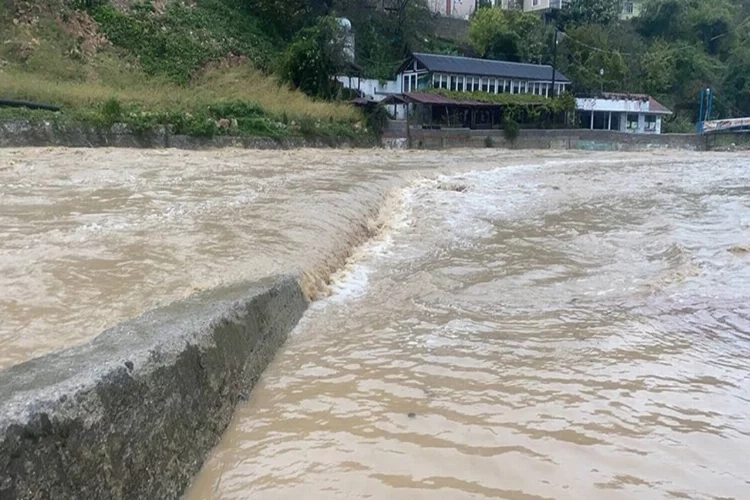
[363,103,390,138]
[278,17,347,99]
[100,98,123,123]
[503,117,520,142]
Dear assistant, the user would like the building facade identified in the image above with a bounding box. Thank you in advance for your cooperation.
[397,52,571,98]
[576,94,672,134]
[426,0,642,21]
[427,0,512,19]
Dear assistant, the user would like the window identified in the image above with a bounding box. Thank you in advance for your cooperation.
[627,113,639,131]
[512,81,520,94]
[481,78,489,92]
[533,0,539,6]
[403,73,419,92]
[456,76,464,92]
[623,2,634,14]
[645,115,657,131]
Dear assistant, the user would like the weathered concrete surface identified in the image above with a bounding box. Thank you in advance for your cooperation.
[398,128,709,151]
[0,276,308,500]
[0,120,368,149]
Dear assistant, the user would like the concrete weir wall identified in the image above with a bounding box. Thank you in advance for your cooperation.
[0,276,308,500]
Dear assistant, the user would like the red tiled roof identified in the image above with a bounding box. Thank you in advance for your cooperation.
[647,96,672,114]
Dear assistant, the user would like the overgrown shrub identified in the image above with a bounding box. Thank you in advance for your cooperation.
[503,117,520,143]
[92,0,276,84]
[278,17,347,99]
[363,103,390,138]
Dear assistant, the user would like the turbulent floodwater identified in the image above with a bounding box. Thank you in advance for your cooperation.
[187,152,750,500]
[0,148,542,368]
[1,149,749,499]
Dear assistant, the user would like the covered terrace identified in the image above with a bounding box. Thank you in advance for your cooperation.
[382,92,568,130]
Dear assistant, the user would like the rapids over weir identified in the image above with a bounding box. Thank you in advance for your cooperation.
[1,148,749,499]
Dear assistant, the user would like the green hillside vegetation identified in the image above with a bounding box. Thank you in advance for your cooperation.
[469,0,750,131]
[0,0,362,139]
[0,0,747,138]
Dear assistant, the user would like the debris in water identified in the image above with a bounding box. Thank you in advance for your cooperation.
[436,181,468,193]
[728,245,750,255]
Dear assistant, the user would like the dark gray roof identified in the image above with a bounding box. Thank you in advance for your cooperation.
[409,53,571,83]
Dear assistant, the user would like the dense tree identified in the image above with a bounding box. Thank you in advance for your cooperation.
[332,0,434,80]
[247,0,334,39]
[558,0,622,28]
[641,39,676,96]
[557,25,629,94]
[636,0,739,56]
[721,38,750,116]
[278,16,347,99]
[469,7,545,63]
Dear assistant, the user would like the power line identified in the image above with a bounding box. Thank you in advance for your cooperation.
[557,31,637,57]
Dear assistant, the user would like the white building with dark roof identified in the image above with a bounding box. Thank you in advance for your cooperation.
[396,52,572,98]
[576,93,673,134]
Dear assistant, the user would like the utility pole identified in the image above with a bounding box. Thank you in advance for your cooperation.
[550,29,559,97]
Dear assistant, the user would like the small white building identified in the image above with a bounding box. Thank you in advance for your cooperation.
[427,0,489,19]
[576,93,672,134]
[335,76,401,101]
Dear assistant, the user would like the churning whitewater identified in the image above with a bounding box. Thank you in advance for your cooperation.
[1,149,749,499]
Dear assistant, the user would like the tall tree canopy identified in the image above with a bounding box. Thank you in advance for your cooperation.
[278,16,347,99]
[558,0,623,27]
[469,7,545,63]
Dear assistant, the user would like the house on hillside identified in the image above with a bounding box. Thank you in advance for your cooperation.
[427,0,494,19]
[377,53,573,129]
[576,93,672,134]
[396,52,571,97]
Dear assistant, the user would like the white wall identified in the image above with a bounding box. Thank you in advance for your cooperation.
[428,0,502,19]
[336,76,402,101]
[576,97,651,114]
[523,0,551,11]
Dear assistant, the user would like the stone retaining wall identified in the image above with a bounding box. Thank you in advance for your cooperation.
[0,120,363,149]
[0,276,308,500]
[404,128,708,151]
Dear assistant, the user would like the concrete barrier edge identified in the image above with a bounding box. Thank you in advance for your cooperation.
[0,275,308,500]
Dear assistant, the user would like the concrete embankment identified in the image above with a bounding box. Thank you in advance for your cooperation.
[394,128,710,151]
[0,120,366,149]
[0,276,307,500]
[3,119,746,151]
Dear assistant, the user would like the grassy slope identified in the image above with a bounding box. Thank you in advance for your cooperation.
[0,0,363,139]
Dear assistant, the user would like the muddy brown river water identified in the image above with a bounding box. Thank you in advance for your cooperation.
[1,149,749,499]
